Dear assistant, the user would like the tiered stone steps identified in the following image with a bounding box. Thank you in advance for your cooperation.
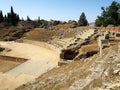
[49,28,95,50]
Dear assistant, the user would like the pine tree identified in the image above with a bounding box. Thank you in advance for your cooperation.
[0,10,4,23]
[95,1,120,26]
[78,12,88,26]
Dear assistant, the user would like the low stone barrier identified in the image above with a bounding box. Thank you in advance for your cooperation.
[97,27,120,32]
[0,55,28,63]
[22,39,61,53]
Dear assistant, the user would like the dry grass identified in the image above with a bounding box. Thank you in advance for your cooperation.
[23,28,56,42]
[48,23,77,30]
[81,44,99,52]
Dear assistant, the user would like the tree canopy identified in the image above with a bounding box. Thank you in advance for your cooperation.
[95,1,120,27]
[7,6,20,25]
[78,12,88,26]
[0,6,20,26]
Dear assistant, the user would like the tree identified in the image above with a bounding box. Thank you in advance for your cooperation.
[7,6,20,26]
[95,1,120,26]
[16,15,20,22]
[0,10,4,23]
[102,18,116,27]
[4,15,7,22]
[95,16,104,26]
[108,1,119,24]
[40,19,48,26]
[78,12,88,26]
[27,16,31,21]
[38,16,40,24]
[118,14,120,25]
[21,17,24,21]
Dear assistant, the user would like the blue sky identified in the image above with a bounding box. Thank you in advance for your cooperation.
[0,0,120,22]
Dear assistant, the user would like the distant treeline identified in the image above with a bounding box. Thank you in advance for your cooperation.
[0,6,89,27]
[1,1,119,27]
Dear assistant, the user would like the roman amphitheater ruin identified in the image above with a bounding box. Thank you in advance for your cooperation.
[0,26,120,90]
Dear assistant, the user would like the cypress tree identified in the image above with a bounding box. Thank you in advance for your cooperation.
[38,16,40,24]
[27,16,31,21]
[4,15,8,23]
[16,15,20,22]
[10,6,16,25]
[7,6,20,26]
[0,10,4,23]
[21,17,24,21]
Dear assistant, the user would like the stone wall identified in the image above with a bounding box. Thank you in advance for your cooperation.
[0,55,28,63]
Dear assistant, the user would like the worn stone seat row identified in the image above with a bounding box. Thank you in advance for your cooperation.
[49,28,95,50]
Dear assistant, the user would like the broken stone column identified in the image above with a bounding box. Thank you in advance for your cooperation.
[98,33,110,55]
[98,36,102,55]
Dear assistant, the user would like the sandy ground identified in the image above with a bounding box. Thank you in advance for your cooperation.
[0,41,60,90]
[0,41,59,60]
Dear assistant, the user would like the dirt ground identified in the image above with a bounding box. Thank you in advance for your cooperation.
[0,59,20,72]
[0,41,60,90]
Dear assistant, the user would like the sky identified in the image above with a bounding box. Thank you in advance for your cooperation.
[0,0,120,23]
